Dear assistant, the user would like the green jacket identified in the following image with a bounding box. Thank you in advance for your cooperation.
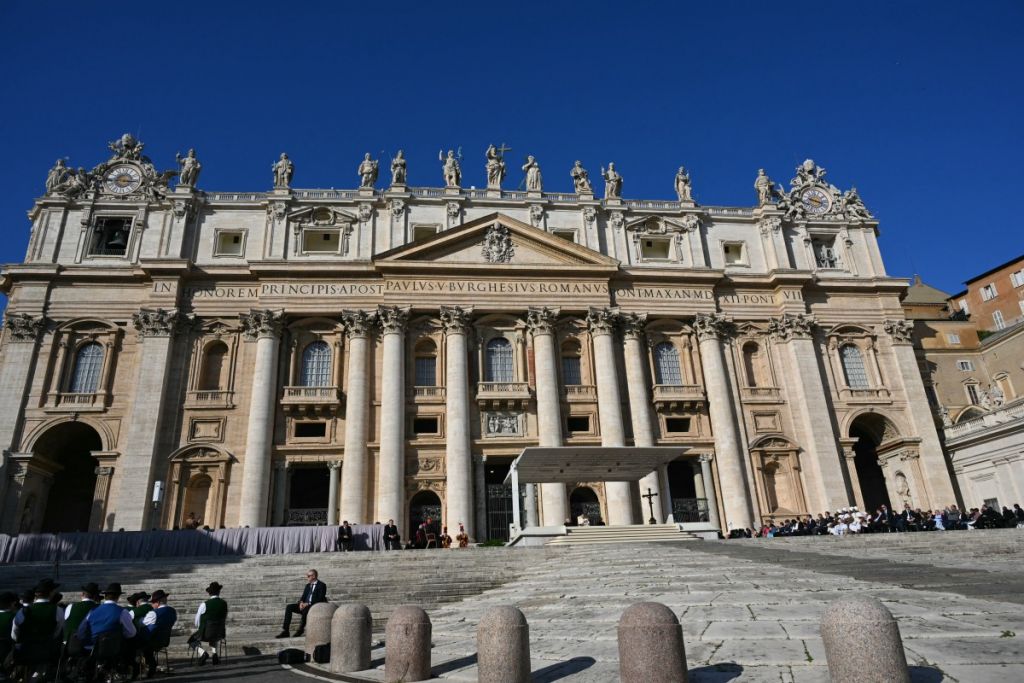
[64,600,96,640]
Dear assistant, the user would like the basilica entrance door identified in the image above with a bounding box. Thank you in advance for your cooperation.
[288,466,330,525]
[409,490,442,536]
[569,487,601,524]
[667,460,708,522]
[851,419,892,512]
[32,422,103,533]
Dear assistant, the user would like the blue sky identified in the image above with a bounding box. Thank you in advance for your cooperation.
[1,1,1021,297]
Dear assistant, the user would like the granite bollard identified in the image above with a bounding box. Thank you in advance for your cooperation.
[617,602,688,683]
[821,595,910,683]
[385,605,432,683]
[331,603,372,673]
[305,602,338,655]
[477,605,531,683]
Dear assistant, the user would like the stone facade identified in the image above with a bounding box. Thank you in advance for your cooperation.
[0,139,957,536]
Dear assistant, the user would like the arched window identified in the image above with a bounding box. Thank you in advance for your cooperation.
[485,338,513,382]
[840,345,870,389]
[69,342,104,393]
[653,342,683,385]
[300,341,332,387]
[414,340,437,387]
[199,342,228,391]
[561,340,582,386]
[742,341,761,387]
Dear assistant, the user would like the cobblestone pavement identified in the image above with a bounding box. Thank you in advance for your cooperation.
[201,531,1024,682]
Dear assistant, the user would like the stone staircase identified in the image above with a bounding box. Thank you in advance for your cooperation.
[545,524,701,546]
[0,547,554,656]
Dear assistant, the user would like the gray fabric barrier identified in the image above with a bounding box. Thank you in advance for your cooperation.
[0,524,385,563]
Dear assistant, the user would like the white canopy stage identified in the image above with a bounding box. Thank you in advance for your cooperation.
[503,446,689,534]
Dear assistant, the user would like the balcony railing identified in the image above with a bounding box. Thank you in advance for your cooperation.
[51,392,105,410]
[945,397,1024,440]
[281,386,342,412]
[412,386,446,402]
[563,384,597,401]
[286,508,328,526]
[185,389,234,409]
[476,381,532,408]
[740,386,782,402]
[838,387,891,402]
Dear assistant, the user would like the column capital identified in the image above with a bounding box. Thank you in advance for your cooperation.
[693,313,733,342]
[698,453,714,464]
[767,313,816,342]
[342,309,375,338]
[440,305,473,335]
[883,318,914,345]
[586,306,619,337]
[133,308,190,338]
[620,312,648,340]
[240,309,284,340]
[377,305,410,336]
[327,460,342,471]
[3,312,46,343]
[757,216,783,236]
[526,307,560,336]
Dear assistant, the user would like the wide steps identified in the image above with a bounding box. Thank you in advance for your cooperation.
[546,524,701,546]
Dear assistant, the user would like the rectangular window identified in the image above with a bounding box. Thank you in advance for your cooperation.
[215,230,245,256]
[552,229,577,243]
[946,333,961,344]
[640,239,670,260]
[993,310,1006,330]
[966,384,980,405]
[665,417,691,433]
[302,229,340,253]
[956,360,974,371]
[566,416,590,433]
[414,357,436,387]
[812,238,839,269]
[413,417,439,435]
[1012,270,1024,288]
[981,284,997,301]
[561,357,582,386]
[1019,300,1024,316]
[413,225,440,241]
[723,242,746,266]
[87,216,132,257]
[294,422,327,438]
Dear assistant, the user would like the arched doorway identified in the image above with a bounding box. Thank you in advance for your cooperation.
[31,422,103,533]
[569,486,601,524]
[849,414,894,511]
[409,490,442,536]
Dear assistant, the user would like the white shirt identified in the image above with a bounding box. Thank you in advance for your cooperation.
[194,596,221,627]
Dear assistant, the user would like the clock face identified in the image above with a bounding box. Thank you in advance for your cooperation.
[104,165,142,194]
[801,187,831,215]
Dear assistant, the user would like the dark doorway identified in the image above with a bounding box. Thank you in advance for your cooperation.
[287,466,329,525]
[34,422,102,533]
[484,461,514,541]
[570,486,601,524]
[667,459,707,522]
[409,490,442,537]
[850,416,893,511]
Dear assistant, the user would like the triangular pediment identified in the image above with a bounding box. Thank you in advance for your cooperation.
[376,213,619,271]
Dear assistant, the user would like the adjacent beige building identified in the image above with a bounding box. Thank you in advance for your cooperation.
[0,137,957,537]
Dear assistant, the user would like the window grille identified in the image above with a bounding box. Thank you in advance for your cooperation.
[69,343,104,393]
[840,345,870,389]
[300,341,332,386]
[561,357,582,386]
[653,342,683,385]
[485,338,513,382]
[415,356,437,386]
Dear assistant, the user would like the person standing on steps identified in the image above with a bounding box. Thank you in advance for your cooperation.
[277,569,327,639]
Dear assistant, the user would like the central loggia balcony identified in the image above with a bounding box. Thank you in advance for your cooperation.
[47,391,107,412]
[281,385,343,414]
[562,384,597,402]
[184,389,235,409]
[652,384,706,410]
[476,381,532,409]
[838,386,892,403]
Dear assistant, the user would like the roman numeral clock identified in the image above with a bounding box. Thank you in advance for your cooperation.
[104,165,143,194]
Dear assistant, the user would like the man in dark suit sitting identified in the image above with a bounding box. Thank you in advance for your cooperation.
[276,569,327,638]
[337,521,354,552]
[383,519,401,551]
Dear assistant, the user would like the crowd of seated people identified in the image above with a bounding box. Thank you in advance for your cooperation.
[727,502,1024,539]
[0,575,231,681]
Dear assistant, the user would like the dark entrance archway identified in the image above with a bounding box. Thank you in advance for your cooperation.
[569,486,601,524]
[667,460,707,522]
[32,422,102,533]
[850,414,893,512]
[409,490,442,537]
[287,467,329,525]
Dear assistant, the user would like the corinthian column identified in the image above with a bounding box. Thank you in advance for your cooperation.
[621,313,664,523]
[238,309,283,528]
[587,308,633,525]
[441,306,474,539]
[527,307,567,526]
[340,310,373,523]
[112,308,190,530]
[694,313,754,531]
[376,306,409,528]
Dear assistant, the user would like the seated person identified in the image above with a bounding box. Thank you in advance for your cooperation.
[13,578,64,672]
[141,590,177,678]
[63,583,100,645]
[191,582,227,666]
[0,591,18,675]
[277,570,326,639]
[77,583,136,676]
[337,521,354,552]
[383,519,401,551]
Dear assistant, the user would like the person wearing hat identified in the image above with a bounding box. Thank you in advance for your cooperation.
[12,578,63,676]
[63,582,100,643]
[0,591,19,672]
[140,591,176,678]
[191,582,227,666]
[76,583,136,646]
[128,592,153,629]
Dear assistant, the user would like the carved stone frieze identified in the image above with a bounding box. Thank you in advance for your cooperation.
[883,319,914,345]
[693,313,733,342]
[440,306,473,335]
[586,307,619,336]
[526,307,559,335]
[3,313,45,343]
[446,201,461,219]
[608,211,625,231]
[342,309,375,338]
[240,309,284,340]
[529,204,545,227]
[390,198,406,221]
[757,217,782,236]
[357,204,374,223]
[482,224,514,263]
[768,313,816,342]
[582,206,597,224]
[132,308,186,337]
[377,306,410,335]
[484,411,522,436]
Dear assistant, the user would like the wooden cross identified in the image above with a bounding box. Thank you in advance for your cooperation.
[642,487,659,525]
[496,143,512,157]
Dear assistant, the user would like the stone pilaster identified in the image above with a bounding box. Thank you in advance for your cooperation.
[237,309,284,528]
[587,307,632,525]
[340,310,374,523]
[0,313,45,520]
[694,313,754,531]
[526,307,567,526]
[326,461,341,526]
[110,308,188,530]
[89,465,115,532]
[768,313,849,513]
[441,305,474,539]
[474,454,487,540]
[699,454,722,529]
[376,305,409,528]
[272,460,290,526]
[621,313,664,523]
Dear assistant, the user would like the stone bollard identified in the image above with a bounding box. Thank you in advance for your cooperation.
[821,596,910,683]
[617,602,688,683]
[305,602,338,656]
[477,606,531,683]
[385,605,432,683]
[330,603,372,673]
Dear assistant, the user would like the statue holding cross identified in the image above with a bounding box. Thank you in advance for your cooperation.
[485,143,511,190]
[642,487,659,525]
